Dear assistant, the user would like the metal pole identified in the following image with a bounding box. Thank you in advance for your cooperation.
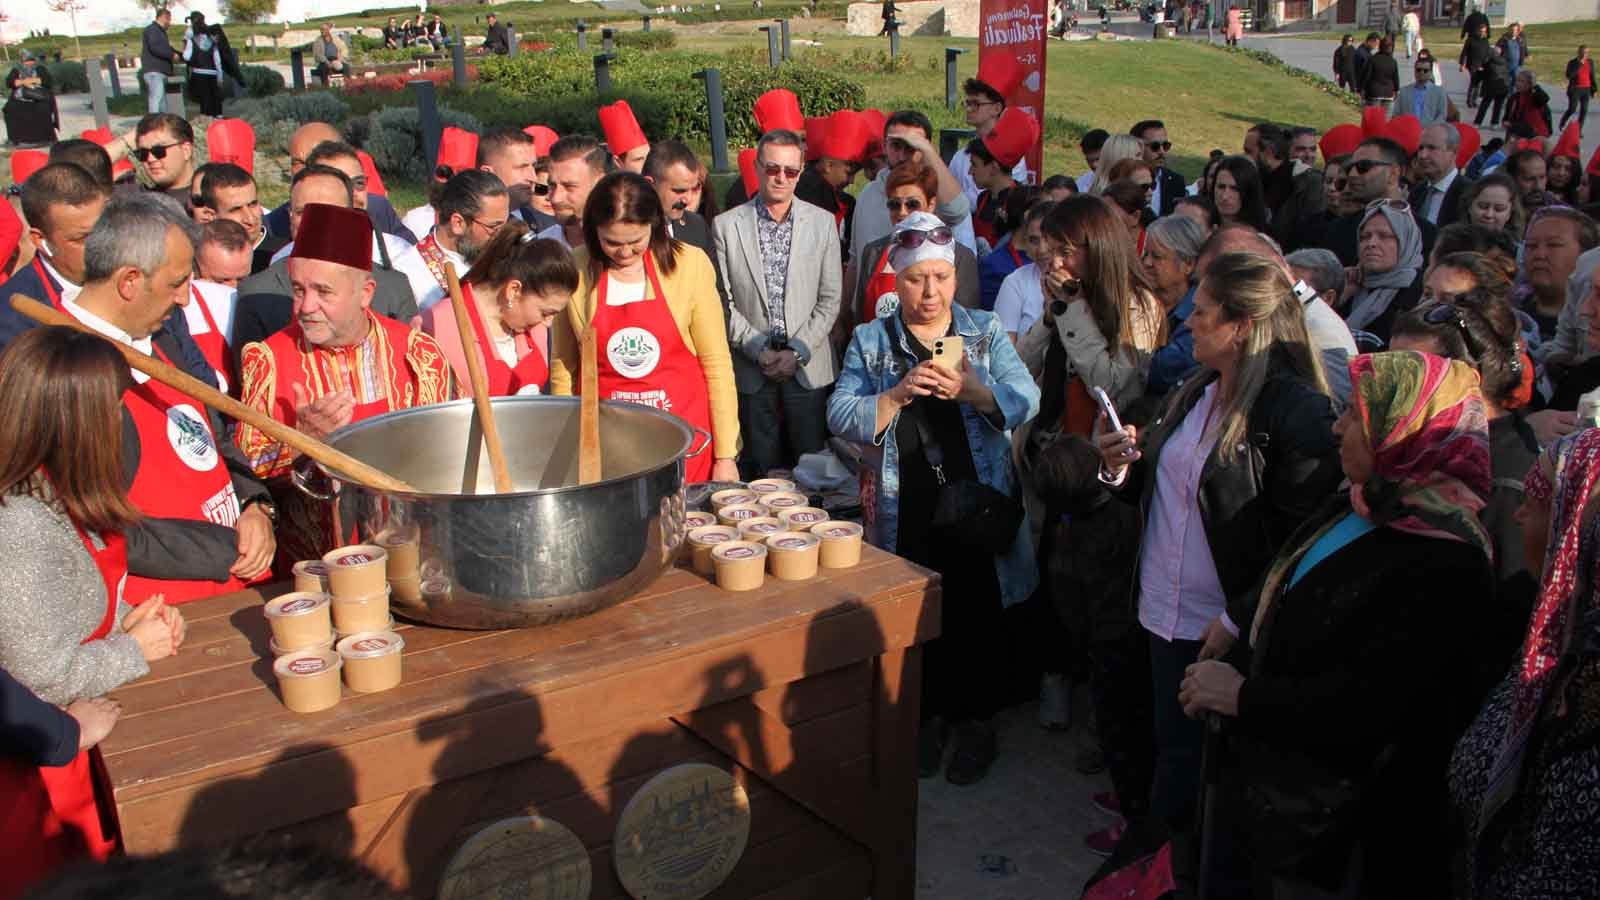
[778,19,791,59]
[694,68,730,173]
[164,75,187,117]
[889,23,900,58]
[86,58,110,131]
[452,27,467,85]
[290,48,306,92]
[643,15,652,31]
[593,53,614,93]
[944,47,964,110]
[761,25,779,68]
[576,21,588,51]
[507,27,519,57]
[602,27,615,54]
[103,53,120,98]
[412,79,442,172]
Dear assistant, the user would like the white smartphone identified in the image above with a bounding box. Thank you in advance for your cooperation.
[931,336,965,374]
[1093,386,1123,433]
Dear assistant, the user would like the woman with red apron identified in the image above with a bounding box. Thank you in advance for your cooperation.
[549,173,740,484]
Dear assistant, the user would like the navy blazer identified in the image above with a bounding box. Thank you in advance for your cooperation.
[265,193,417,244]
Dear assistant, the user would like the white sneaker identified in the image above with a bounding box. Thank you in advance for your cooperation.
[1037,672,1071,730]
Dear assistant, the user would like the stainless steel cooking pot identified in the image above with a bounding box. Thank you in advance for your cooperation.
[297,397,709,629]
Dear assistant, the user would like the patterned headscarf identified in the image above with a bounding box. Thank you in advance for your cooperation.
[1345,203,1425,333]
[1481,428,1600,831]
[1251,351,1491,646]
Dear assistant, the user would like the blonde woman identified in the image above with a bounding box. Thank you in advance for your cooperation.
[1088,134,1145,196]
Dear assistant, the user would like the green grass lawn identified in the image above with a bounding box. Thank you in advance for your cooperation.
[1282,19,1598,73]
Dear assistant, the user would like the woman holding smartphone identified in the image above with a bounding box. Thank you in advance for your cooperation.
[828,212,1040,786]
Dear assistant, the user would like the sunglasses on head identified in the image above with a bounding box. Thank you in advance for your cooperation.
[1366,197,1412,213]
[892,225,955,250]
[886,197,924,213]
[1348,159,1393,175]
[763,163,803,180]
[133,142,184,162]
[1146,140,1172,152]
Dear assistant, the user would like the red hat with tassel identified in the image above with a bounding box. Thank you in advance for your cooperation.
[817,110,870,164]
[1318,123,1365,161]
[974,53,1025,103]
[860,108,889,160]
[290,203,373,272]
[982,107,1040,170]
[9,149,48,186]
[739,147,759,196]
[1453,123,1482,170]
[753,89,804,134]
[523,125,560,158]
[206,118,256,174]
[1360,106,1387,138]
[435,127,479,179]
[1551,122,1582,161]
[1381,114,1422,158]
[597,100,648,156]
[79,128,136,180]
[803,116,828,163]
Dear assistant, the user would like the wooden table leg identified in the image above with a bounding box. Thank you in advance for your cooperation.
[870,645,922,900]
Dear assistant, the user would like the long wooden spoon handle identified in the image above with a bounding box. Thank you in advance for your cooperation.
[578,325,602,485]
[443,264,514,493]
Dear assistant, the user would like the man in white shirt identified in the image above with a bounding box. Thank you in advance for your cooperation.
[849,109,976,264]
[1074,128,1108,194]
[536,135,611,249]
[1407,124,1469,228]
[0,162,109,346]
[1133,119,1187,217]
[949,56,1031,206]
[391,170,510,312]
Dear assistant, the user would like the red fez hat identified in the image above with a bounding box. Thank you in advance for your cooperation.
[290,203,373,272]
[1551,122,1582,160]
[79,128,136,180]
[1360,106,1387,138]
[753,89,804,134]
[9,149,48,186]
[1453,123,1482,170]
[1588,143,1600,179]
[206,118,256,174]
[1512,137,1546,155]
[739,147,759,196]
[0,194,21,271]
[1382,114,1422,157]
[523,125,560,158]
[356,150,387,198]
[860,108,888,159]
[598,100,648,156]
[818,110,870,164]
[975,53,1025,102]
[804,116,828,163]
[983,107,1040,170]
[436,127,479,178]
[1318,123,1364,161]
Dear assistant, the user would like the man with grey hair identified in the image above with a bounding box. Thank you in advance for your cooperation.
[1286,246,1360,405]
[59,192,277,603]
[1408,124,1470,228]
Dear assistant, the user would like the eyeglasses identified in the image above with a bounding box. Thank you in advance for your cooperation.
[1422,302,1478,355]
[532,182,550,196]
[133,142,185,162]
[885,198,924,213]
[892,226,955,250]
[465,214,507,233]
[1348,159,1394,175]
[1146,140,1172,152]
[963,99,1000,110]
[1415,67,1433,73]
[762,163,803,181]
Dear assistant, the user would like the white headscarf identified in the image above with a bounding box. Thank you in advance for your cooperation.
[888,212,956,272]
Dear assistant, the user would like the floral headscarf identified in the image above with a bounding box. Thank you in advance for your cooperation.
[1481,428,1600,831]
[1252,351,1491,645]
[1345,203,1425,333]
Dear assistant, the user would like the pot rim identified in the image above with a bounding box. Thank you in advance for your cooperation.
[314,396,695,498]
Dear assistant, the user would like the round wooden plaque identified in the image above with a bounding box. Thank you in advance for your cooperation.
[613,763,752,900]
[438,815,592,900]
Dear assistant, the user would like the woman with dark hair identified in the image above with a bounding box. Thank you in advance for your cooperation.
[419,219,579,396]
[1181,350,1495,898]
[1173,195,1220,234]
[1344,200,1425,344]
[1462,172,1527,238]
[1208,155,1268,232]
[548,171,740,483]
[1104,180,1154,252]
[0,327,184,899]
[1548,149,1584,206]
[1095,252,1340,838]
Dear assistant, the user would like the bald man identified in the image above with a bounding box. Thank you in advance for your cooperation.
[263,122,416,243]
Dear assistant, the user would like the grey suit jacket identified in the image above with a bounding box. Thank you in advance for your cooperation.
[1391,83,1450,125]
[714,197,843,394]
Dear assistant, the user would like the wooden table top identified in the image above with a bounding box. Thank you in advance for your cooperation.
[102,546,938,812]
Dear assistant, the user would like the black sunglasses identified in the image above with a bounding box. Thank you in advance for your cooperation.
[133,142,184,162]
[1349,159,1393,175]
[886,198,924,213]
[532,182,550,196]
[893,225,955,250]
[1146,140,1172,152]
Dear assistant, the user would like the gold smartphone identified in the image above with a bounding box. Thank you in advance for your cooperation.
[931,336,964,374]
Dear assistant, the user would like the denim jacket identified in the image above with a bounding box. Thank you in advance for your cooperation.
[827,304,1041,607]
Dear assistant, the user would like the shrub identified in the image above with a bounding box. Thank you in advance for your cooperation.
[365,105,483,183]
[232,91,354,175]
[45,61,88,94]
[239,64,286,98]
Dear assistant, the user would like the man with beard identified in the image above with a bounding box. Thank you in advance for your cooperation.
[536,135,610,250]
[477,127,557,232]
[235,203,453,572]
[391,169,509,312]
[642,139,725,302]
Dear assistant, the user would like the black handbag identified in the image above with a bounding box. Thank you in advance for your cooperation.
[18,87,49,103]
[909,401,1024,555]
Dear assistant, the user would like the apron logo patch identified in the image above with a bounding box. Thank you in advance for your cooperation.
[607,326,661,379]
[874,293,900,318]
[166,404,220,472]
[202,482,240,527]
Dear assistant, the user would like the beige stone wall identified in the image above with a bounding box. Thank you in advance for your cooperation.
[846,1,979,38]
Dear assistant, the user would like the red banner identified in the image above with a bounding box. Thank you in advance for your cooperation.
[978,0,1048,182]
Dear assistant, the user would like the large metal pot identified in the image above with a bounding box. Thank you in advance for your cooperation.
[298,397,709,629]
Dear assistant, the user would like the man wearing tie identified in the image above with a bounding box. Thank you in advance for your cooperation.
[1408,124,1471,228]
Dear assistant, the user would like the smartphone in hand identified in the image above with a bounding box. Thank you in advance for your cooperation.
[1093,386,1123,433]
[931,336,965,374]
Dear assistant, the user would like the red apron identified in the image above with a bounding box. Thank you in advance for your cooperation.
[461,283,548,395]
[122,344,248,605]
[188,285,233,393]
[590,253,715,483]
[0,525,125,900]
[861,245,898,324]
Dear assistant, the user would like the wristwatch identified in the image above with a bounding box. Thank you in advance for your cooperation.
[242,497,279,526]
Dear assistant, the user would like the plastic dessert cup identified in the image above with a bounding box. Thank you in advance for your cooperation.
[684,510,718,530]
[811,520,865,568]
[291,559,331,594]
[331,586,392,635]
[269,632,335,657]
[748,478,797,494]
[377,527,421,579]
[709,488,758,512]
[777,506,830,530]
[337,631,405,693]
[335,614,396,639]
[687,525,739,576]
[263,592,333,652]
[737,516,786,540]
[323,544,389,598]
[712,540,767,592]
[765,532,821,581]
[758,491,809,515]
[716,503,766,527]
[274,650,342,713]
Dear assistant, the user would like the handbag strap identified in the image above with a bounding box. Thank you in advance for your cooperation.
[882,314,949,486]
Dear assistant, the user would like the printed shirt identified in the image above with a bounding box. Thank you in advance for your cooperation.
[755,201,794,338]
[1137,382,1229,641]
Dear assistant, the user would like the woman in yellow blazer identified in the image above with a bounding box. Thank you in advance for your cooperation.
[549,171,740,482]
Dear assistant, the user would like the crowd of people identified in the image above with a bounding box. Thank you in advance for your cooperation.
[6,6,1600,898]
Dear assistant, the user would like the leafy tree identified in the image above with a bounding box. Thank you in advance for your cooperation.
[222,0,278,25]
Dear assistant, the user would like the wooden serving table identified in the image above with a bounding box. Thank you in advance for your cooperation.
[103,545,940,899]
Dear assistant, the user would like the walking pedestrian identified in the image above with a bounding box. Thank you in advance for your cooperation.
[139,8,175,115]
[1461,21,1494,108]
[1401,7,1421,59]
[1561,46,1596,135]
